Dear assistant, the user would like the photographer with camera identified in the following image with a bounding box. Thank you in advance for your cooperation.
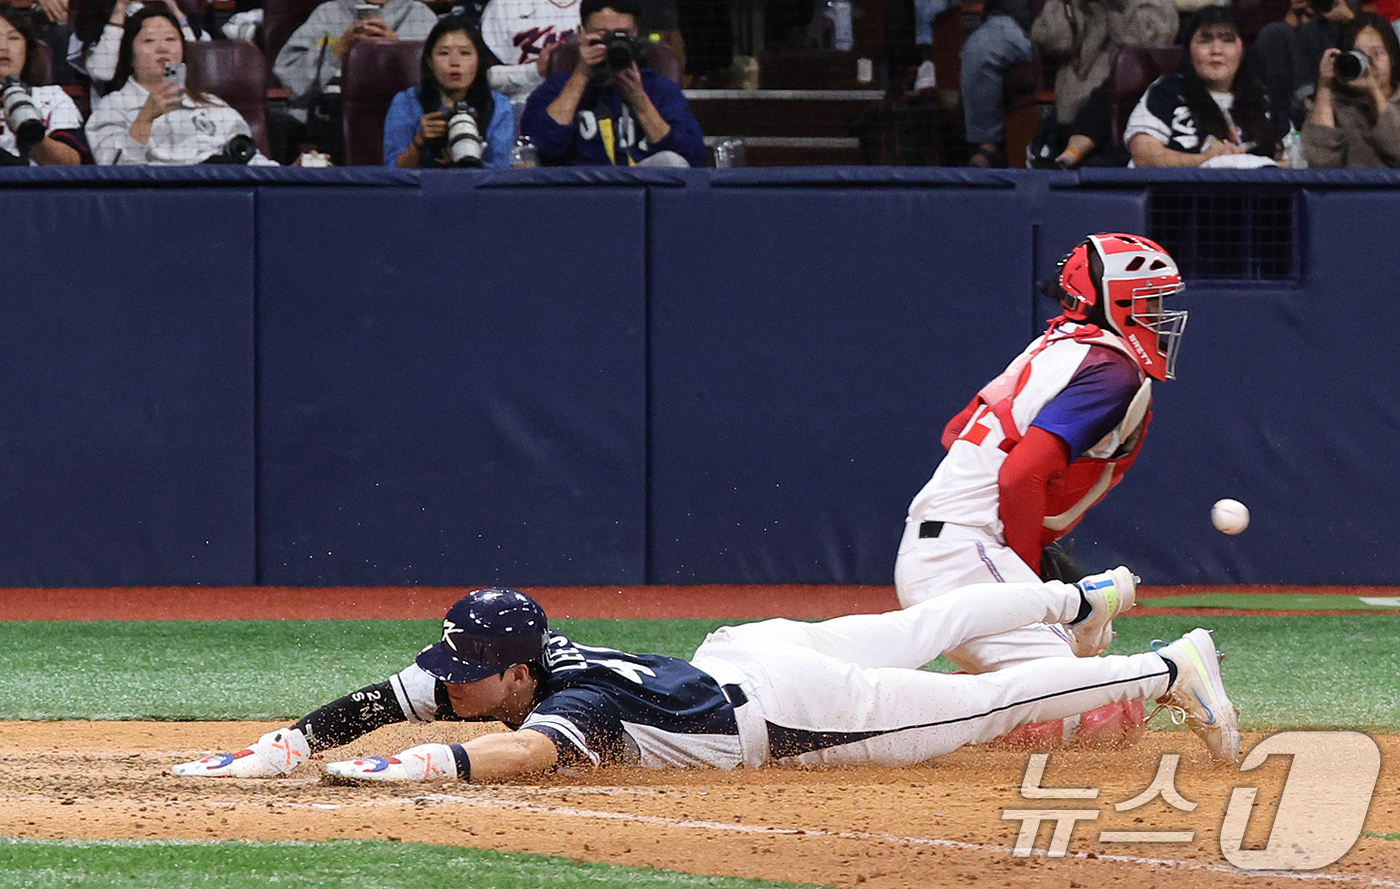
[383,15,516,168]
[0,7,88,165]
[1253,0,1360,137]
[519,0,705,167]
[85,7,275,165]
[1302,11,1400,166]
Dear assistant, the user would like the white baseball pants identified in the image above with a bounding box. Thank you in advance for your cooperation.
[691,579,1171,768]
[894,519,1078,672]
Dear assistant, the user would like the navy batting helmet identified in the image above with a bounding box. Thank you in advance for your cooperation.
[415,588,549,683]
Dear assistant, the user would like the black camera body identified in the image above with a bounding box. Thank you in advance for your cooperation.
[1335,49,1370,81]
[603,30,646,72]
[203,134,259,164]
[2,76,45,155]
[1309,0,1335,15]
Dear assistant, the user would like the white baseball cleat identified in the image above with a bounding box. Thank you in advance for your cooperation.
[1153,628,1242,764]
[172,728,309,778]
[1067,566,1138,657]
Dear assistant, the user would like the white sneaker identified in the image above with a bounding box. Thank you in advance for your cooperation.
[911,60,937,93]
[1067,566,1137,657]
[1153,629,1241,764]
[172,728,309,778]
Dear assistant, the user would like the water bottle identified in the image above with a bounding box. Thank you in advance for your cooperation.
[511,134,540,168]
[1282,128,1306,169]
[827,0,854,52]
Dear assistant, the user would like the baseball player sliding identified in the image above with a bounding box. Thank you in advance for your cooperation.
[895,232,1189,748]
[174,578,1239,783]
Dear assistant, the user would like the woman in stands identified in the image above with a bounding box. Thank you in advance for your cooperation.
[86,6,273,165]
[1302,11,1400,166]
[382,14,517,169]
[1125,6,1281,167]
[0,7,89,164]
[69,0,204,94]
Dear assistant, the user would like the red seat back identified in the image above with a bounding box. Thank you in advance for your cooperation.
[340,38,422,165]
[186,40,272,157]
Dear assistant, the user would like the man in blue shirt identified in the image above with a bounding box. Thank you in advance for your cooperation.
[173,576,1240,782]
[520,0,707,166]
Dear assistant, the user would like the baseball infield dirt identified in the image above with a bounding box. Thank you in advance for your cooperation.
[2,720,1397,889]
[6,584,1398,888]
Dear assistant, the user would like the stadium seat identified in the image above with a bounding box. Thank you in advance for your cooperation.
[29,40,54,85]
[1108,45,1182,149]
[186,40,272,157]
[340,38,422,165]
[263,0,334,82]
[546,37,683,84]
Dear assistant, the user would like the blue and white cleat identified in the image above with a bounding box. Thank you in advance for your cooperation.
[1153,628,1242,764]
[1068,566,1138,657]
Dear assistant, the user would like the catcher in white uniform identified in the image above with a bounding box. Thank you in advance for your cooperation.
[896,232,1189,747]
[172,572,1239,784]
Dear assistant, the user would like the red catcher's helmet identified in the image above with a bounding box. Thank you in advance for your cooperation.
[1049,232,1188,382]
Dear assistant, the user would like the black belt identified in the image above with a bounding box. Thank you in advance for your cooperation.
[722,683,748,707]
[918,521,944,539]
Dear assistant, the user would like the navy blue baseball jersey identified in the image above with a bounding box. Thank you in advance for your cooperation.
[385,631,743,769]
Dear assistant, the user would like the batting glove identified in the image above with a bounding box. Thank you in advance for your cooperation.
[172,727,311,778]
[325,743,461,783]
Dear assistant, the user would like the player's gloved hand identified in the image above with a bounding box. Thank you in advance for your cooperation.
[172,727,310,778]
[325,743,460,783]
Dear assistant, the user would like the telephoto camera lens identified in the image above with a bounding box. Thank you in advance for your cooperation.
[202,134,259,164]
[446,101,485,167]
[1335,49,1370,81]
[2,76,46,154]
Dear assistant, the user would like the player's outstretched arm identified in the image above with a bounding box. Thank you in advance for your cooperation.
[173,675,420,778]
[325,728,560,784]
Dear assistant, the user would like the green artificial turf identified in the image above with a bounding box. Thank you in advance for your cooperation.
[1147,593,1400,611]
[0,839,829,889]
[0,614,1395,730]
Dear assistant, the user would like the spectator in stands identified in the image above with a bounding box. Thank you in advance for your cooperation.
[273,0,436,149]
[958,0,1034,167]
[1252,0,1361,137]
[0,6,88,164]
[478,0,578,112]
[1027,0,1178,168]
[1125,5,1280,166]
[520,0,706,167]
[1302,11,1400,166]
[383,14,516,167]
[86,6,275,164]
[14,0,72,86]
[69,0,204,94]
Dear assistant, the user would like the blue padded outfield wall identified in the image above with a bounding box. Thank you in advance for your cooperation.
[0,166,1394,587]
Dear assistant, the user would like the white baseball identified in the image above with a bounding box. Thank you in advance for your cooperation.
[1211,498,1250,535]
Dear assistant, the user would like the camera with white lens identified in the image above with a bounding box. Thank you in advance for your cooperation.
[446,101,484,167]
[2,76,45,155]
